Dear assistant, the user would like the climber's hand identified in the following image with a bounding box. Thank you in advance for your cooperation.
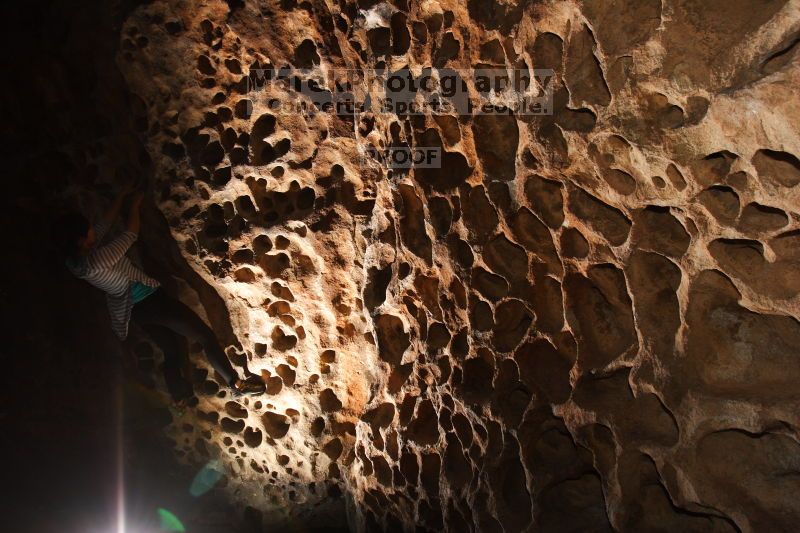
[119,167,145,196]
[121,180,137,196]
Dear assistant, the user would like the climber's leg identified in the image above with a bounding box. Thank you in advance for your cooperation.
[131,289,264,395]
[138,322,193,402]
[132,289,237,385]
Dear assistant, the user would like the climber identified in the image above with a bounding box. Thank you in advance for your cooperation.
[52,183,266,401]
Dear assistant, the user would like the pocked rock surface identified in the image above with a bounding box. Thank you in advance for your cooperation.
[117,0,800,530]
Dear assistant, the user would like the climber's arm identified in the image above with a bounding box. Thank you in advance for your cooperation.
[100,184,135,229]
[86,230,137,270]
[87,192,144,270]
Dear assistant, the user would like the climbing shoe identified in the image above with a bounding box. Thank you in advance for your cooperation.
[232,377,266,396]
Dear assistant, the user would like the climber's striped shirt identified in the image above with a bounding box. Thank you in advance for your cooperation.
[66,219,159,339]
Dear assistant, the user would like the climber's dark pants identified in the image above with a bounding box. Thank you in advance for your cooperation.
[131,289,237,397]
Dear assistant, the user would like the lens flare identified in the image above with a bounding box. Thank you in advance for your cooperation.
[116,372,126,533]
[189,460,224,497]
[157,508,186,532]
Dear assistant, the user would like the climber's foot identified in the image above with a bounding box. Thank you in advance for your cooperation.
[232,377,265,396]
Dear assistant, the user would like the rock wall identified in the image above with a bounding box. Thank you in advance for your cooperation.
[118,0,800,531]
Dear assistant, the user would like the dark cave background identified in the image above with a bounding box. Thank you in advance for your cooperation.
[0,1,256,531]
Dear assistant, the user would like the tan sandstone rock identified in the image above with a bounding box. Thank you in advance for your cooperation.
[116,0,800,530]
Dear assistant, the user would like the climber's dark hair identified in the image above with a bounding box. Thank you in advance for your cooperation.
[51,211,90,258]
